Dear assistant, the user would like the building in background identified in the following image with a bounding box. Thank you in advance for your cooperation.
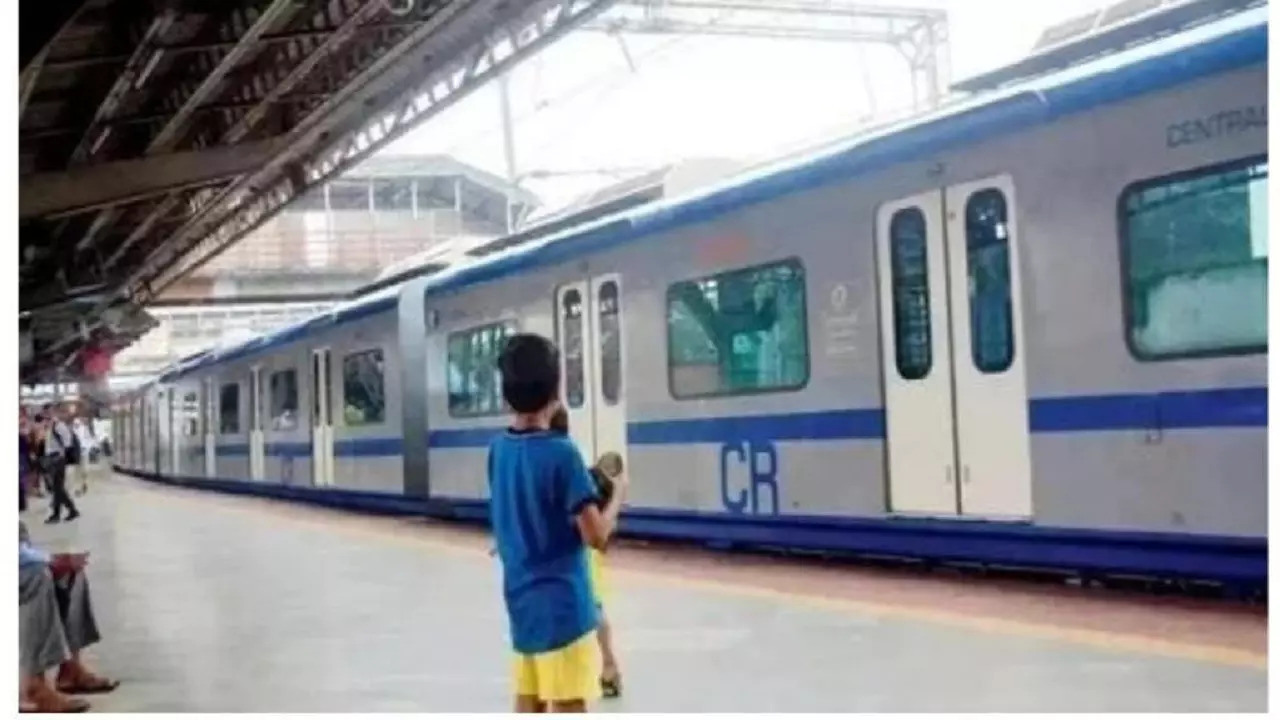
[163,154,539,301]
[110,155,537,380]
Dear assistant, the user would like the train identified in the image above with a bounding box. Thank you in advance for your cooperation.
[113,4,1269,585]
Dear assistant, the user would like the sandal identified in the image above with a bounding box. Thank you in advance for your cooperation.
[22,699,89,713]
[600,674,622,699]
[58,675,120,695]
[24,688,90,713]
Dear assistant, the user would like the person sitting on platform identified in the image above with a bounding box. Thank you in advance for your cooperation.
[19,521,118,712]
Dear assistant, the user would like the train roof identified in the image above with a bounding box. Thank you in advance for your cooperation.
[155,5,1267,384]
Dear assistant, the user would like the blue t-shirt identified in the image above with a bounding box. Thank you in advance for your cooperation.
[488,428,600,654]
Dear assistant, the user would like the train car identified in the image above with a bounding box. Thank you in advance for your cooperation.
[116,4,1268,583]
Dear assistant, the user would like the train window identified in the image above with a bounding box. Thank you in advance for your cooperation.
[342,349,386,426]
[889,207,932,380]
[1122,158,1268,359]
[598,281,622,405]
[447,321,516,417]
[219,383,240,435]
[964,189,1016,374]
[182,392,200,437]
[561,289,586,408]
[269,369,299,431]
[311,354,323,424]
[667,258,809,398]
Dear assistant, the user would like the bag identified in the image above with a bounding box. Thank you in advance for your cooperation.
[63,425,82,466]
[39,454,61,474]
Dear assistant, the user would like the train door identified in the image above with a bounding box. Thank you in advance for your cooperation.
[203,378,217,476]
[135,399,144,470]
[167,388,179,473]
[152,391,163,473]
[249,366,266,480]
[137,398,145,470]
[120,403,129,468]
[311,348,334,487]
[875,175,1032,519]
[554,275,627,477]
[137,400,144,470]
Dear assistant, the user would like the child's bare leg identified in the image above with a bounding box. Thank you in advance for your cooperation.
[548,699,586,713]
[515,695,546,712]
[598,612,619,680]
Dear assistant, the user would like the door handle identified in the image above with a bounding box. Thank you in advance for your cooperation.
[962,466,971,485]
[945,466,954,485]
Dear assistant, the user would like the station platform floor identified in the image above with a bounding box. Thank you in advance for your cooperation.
[24,472,1267,712]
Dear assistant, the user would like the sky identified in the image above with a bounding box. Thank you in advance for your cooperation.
[383,0,1112,212]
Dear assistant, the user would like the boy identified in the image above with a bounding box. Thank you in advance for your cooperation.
[489,334,628,713]
[548,407,624,698]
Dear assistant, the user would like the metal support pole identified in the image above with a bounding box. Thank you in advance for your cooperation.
[498,71,519,183]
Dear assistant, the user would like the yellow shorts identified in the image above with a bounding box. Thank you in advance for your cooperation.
[587,548,609,607]
[512,630,601,703]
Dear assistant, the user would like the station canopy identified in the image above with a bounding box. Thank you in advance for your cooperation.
[20,0,610,384]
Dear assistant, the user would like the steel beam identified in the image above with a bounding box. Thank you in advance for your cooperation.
[70,0,302,257]
[144,0,616,297]
[221,0,394,144]
[20,2,92,119]
[140,0,945,298]
[147,0,302,154]
[21,139,285,219]
[40,52,133,71]
[20,1,91,73]
[74,209,121,253]
[586,17,907,42]
[612,0,945,21]
[68,11,178,165]
[590,0,951,111]
[108,0,399,298]
[104,195,183,270]
[155,18,430,53]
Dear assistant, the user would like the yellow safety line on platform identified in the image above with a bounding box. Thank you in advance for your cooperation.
[121,476,1268,671]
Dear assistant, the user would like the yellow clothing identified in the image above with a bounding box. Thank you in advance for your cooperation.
[512,629,600,703]
[587,547,609,606]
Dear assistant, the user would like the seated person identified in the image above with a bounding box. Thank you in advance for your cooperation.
[19,521,117,712]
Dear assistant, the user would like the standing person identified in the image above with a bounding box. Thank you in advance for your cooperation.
[20,413,32,513]
[71,416,95,495]
[548,407,625,698]
[26,414,46,499]
[39,407,80,524]
[488,334,628,713]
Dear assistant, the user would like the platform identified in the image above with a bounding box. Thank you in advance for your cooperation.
[23,473,1267,712]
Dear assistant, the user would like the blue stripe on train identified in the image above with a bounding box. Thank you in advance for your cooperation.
[1030,386,1267,432]
[334,437,403,457]
[214,439,407,458]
